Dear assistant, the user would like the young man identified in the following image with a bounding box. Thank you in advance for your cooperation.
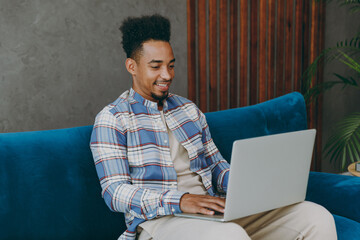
[90,15,337,240]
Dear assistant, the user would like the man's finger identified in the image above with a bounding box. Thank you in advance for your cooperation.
[199,201,225,213]
[198,207,215,215]
[203,196,226,207]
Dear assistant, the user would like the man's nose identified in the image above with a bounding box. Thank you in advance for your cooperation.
[160,67,172,80]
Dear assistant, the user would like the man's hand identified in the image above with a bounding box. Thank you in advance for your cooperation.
[179,194,226,215]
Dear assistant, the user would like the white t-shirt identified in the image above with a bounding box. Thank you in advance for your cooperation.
[138,111,208,234]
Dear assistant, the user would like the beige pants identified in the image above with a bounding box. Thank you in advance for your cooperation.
[137,201,337,240]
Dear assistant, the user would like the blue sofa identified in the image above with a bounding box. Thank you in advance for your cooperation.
[0,92,359,239]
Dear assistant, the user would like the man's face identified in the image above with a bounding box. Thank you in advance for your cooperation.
[130,40,175,103]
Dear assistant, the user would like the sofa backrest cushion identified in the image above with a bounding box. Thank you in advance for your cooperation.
[0,126,125,239]
[204,92,307,162]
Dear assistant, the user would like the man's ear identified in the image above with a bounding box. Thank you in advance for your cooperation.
[125,58,137,75]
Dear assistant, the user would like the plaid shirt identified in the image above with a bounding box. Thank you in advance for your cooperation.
[90,88,230,240]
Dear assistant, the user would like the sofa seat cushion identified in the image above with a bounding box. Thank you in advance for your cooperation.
[334,214,360,240]
[306,172,360,223]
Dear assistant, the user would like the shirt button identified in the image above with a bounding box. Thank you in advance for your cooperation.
[149,214,153,217]
[172,208,175,212]
[164,140,168,144]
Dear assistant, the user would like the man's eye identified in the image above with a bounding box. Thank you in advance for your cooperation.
[151,66,160,69]
[169,65,175,69]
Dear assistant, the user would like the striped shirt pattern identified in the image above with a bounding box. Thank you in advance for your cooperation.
[90,88,230,240]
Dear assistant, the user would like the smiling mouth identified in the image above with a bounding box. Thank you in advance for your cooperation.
[154,81,171,91]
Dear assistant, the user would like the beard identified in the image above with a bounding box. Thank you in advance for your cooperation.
[151,91,169,103]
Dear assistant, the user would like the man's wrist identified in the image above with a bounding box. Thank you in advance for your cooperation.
[161,190,188,215]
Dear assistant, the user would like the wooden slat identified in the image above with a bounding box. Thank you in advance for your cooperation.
[250,0,258,105]
[259,0,267,102]
[219,0,228,110]
[229,0,238,108]
[276,0,285,96]
[293,0,303,92]
[315,1,326,172]
[187,0,196,103]
[285,0,294,93]
[240,0,248,107]
[267,0,276,99]
[209,0,217,112]
[198,0,207,112]
[308,0,318,171]
[302,0,312,170]
[308,0,318,130]
[302,0,310,94]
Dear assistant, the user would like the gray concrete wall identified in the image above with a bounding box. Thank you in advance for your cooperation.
[321,2,360,173]
[0,0,187,132]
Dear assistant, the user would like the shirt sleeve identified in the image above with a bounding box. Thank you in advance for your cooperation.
[90,109,186,220]
[198,109,230,194]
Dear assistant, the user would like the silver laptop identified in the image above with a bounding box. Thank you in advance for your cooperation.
[174,129,316,222]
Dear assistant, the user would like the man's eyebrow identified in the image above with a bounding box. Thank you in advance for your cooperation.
[148,60,162,64]
[147,58,176,64]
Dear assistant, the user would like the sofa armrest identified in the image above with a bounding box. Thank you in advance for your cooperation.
[306,171,360,223]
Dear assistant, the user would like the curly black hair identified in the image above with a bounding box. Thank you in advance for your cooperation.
[120,14,171,60]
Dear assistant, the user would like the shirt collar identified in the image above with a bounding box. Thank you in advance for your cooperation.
[129,88,168,111]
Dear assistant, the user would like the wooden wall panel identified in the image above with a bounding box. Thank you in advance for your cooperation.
[209,0,218,112]
[198,0,207,112]
[259,0,267,102]
[316,0,326,172]
[276,0,285,96]
[239,0,248,107]
[267,0,276,100]
[250,0,258,105]
[186,0,196,103]
[294,0,304,92]
[285,0,294,94]
[219,0,228,110]
[187,0,326,171]
[230,0,238,108]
